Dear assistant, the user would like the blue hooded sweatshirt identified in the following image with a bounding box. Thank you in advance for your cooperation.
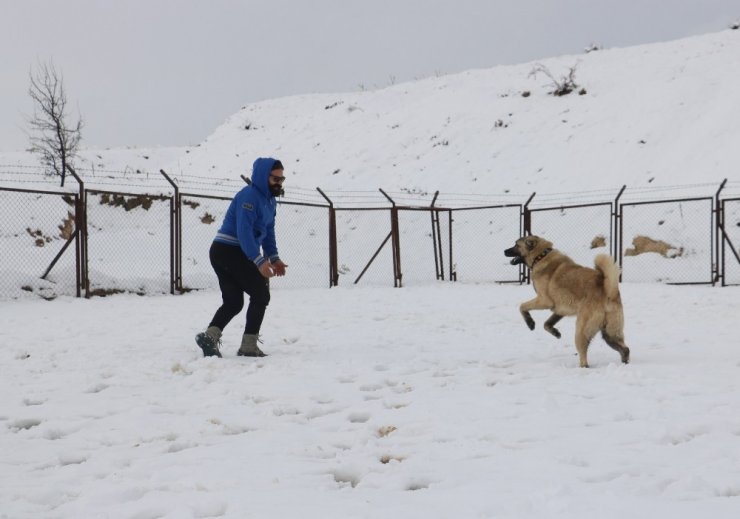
[214,157,280,267]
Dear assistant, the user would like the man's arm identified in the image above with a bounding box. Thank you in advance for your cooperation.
[264,213,287,276]
[235,194,267,266]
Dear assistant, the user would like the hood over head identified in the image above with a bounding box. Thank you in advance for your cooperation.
[251,157,281,197]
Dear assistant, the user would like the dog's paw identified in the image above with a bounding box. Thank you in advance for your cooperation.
[525,317,535,330]
[548,328,561,339]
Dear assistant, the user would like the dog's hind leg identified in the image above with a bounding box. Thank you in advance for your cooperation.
[601,330,630,364]
[544,313,563,339]
[602,307,630,364]
[574,315,600,368]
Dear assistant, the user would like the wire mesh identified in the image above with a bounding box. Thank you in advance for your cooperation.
[396,209,438,285]
[529,203,614,267]
[0,168,735,298]
[272,203,331,288]
[450,205,523,283]
[335,209,395,286]
[85,190,173,295]
[0,189,79,299]
[180,194,231,290]
[621,198,713,284]
[721,198,740,285]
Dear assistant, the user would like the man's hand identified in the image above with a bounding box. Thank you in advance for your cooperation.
[272,260,288,277]
[258,262,275,278]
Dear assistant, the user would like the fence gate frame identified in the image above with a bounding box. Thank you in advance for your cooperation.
[84,188,174,296]
[619,196,716,285]
[719,196,740,286]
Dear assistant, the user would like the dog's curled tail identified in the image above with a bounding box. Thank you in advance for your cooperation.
[594,254,621,302]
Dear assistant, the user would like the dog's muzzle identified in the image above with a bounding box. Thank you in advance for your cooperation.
[504,246,523,265]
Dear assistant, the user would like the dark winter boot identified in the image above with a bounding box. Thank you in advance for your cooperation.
[237,334,267,357]
[195,326,222,358]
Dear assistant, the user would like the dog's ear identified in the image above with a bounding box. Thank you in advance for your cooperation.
[525,238,536,250]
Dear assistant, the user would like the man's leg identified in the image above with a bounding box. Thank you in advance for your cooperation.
[244,273,270,335]
[195,242,245,357]
[209,243,246,330]
[237,264,270,356]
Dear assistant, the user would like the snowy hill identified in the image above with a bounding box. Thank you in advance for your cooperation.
[167,30,740,195]
[2,30,739,196]
[0,146,190,183]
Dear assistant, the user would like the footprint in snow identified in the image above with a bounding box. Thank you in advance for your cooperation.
[359,383,383,392]
[347,412,370,423]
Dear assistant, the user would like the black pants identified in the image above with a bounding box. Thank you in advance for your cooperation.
[208,241,270,335]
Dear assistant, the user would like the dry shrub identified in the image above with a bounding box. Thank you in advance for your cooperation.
[590,235,607,249]
[99,193,155,211]
[625,235,683,258]
[58,211,75,239]
[87,288,130,297]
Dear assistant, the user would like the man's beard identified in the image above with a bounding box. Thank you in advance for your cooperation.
[269,184,283,197]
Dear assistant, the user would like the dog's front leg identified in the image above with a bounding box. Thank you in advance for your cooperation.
[544,313,563,339]
[519,297,551,331]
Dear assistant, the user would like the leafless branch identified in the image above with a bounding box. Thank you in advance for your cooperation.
[28,60,83,187]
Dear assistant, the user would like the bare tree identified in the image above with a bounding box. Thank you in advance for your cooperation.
[28,61,83,187]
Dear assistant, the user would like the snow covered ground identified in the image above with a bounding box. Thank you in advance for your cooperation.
[2,28,740,518]
[2,282,740,518]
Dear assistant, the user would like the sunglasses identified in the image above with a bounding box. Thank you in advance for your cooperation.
[269,175,286,184]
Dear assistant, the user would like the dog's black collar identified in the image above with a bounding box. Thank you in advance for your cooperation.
[530,247,553,268]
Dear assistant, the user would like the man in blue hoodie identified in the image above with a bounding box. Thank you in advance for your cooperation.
[195,157,288,357]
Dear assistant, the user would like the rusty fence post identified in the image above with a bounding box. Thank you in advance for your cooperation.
[522,192,536,284]
[316,187,338,287]
[66,168,86,297]
[379,189,402,287]
[160,170,181,294]
[613,185,626,279]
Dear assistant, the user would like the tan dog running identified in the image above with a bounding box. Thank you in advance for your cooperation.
[504,235,630,368]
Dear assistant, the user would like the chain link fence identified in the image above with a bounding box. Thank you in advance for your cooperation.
[448,206,523,283]
[397,208,439,286]
[0,187,80,299]
[85,189,174,295]
[272,202,332,289]
[530,203,614,265]
[335,208,395,286]
[620,198,714,284]
[179,194,231,290]
[1,165,738,299]
[721,197,740,285]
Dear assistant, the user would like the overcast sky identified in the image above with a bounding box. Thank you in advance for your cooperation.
[1,0,737,152]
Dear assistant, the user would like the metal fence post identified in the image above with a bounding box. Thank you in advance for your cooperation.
[316,187,338,287]
[714,179,727,286]
[430,191,444,280]
[448,210,456,281]
[379,189,402,287]
[613,185,626,276]
[522,192,535,284]
[160,170,181,294]
[66,168,86,297]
